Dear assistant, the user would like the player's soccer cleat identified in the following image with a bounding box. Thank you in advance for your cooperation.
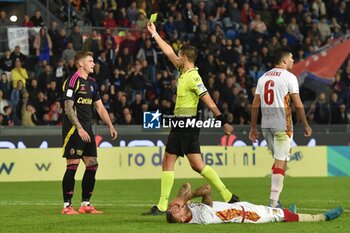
[78,205,103,214]
[324,207,343,221]
[227,194,240,203]
[142,205,165,215]
[61,206,79,215]
[288,204,297,213]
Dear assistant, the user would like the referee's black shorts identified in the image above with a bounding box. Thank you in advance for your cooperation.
[62,124,97,159]
[165,128,201,157]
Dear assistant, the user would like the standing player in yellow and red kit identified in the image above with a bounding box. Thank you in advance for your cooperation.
[249,49,312,208]
[61,51,118,214]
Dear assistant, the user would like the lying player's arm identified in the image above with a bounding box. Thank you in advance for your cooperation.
[64,99,83,130]
[192,184,213,207]
[249,94,260,142]
[201,93,233,135]
[290,93,312,137]
[147,22,179,68]
[94,100,118,140]
[169,183,213,209]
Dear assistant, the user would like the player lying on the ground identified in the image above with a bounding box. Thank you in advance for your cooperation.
[166,183,343,224]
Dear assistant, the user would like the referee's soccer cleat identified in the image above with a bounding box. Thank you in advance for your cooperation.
[142,206,165,215]
[61,206,79,215]
[227,194,240,203]
[324,207,343,221]
[288,204,297,213]
[78,205,103,214]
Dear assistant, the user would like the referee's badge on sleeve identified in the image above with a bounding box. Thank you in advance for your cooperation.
[66,89,73,97]
[197,83,207,93]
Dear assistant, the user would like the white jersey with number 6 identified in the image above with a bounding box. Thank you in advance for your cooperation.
[255,68,299,131]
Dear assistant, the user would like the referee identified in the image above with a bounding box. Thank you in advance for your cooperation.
[143,22,239,215]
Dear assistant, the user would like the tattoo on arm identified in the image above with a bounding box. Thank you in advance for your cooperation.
[177,183,192,200]
[64,100,82,129]
[192,185,213,207]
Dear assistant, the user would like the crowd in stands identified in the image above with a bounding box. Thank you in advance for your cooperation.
[0,0,350,127]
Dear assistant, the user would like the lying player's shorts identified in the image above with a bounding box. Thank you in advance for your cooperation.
[165,128,201,157]
[262,128,292,161]
[62,125,97,159]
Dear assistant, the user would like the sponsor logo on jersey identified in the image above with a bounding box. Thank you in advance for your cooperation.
[77,97,92,105]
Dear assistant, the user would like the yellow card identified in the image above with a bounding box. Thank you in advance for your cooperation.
[150,13,158,22]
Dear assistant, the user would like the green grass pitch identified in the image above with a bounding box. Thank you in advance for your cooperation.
[0,177,349,233]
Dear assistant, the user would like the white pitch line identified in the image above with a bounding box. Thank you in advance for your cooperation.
[0,201,348,212]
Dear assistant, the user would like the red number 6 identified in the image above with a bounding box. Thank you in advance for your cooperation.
[264,80,274,105]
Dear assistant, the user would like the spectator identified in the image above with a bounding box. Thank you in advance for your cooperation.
[0,11,10,51]
[102,11,117,29]
[318,16,331,42]
[10,45,27,68]
[57,29,69,59]
[116,7,129,27]
[34,91,49,120]
[46,101,62,125]
[62,42,77,65]
[22,14,34,27]
[2,105,14,126]
[11,59,29,89]
[127,1,139,24]
[0,89,9,115]
[83,30,103,61]
[10,80,25,113]
[312,0,327,18]
[96,50,111,86]
[0,50,14,79]
[30,10,44,27]
[90,1,105,26]
[127,60,147,101]
[0,73,10,98]
[38,64,54,92]
[249,13,268,36]
[46,80,60,105]
[135,12,148,30]
[28,79,40,103]
[34,27,52,63]
[314,92,331,124]
[241,2,255,25]
[48,21,61,66]
[54,59,68,90]
[110,68,126,92]
[68,25,83,51]
[130,92,144,124]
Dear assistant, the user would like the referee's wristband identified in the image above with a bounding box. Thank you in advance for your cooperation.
[216,114,227,126]
[151,31,158,38]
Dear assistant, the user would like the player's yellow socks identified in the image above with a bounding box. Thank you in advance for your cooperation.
[200,165,232,202]
[157,171,174,211]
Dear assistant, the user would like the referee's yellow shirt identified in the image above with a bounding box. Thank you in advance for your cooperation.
[174,67,208,117]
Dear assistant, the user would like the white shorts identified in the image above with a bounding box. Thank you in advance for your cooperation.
[262,128,293,161]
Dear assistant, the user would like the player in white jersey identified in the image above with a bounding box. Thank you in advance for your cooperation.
[165,183,343,224]
[249,49,312,208]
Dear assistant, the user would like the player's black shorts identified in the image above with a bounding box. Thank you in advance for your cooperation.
[165,128,201,157]
[62,124,97,159]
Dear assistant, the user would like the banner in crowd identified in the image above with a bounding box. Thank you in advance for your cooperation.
[292,38,350,80]
[0,146,333,182]
[7,27,29,55]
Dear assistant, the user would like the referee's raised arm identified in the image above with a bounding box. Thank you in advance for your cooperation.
[147,21,179,68]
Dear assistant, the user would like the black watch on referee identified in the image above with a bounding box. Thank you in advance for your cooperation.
[216,114,227,126]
